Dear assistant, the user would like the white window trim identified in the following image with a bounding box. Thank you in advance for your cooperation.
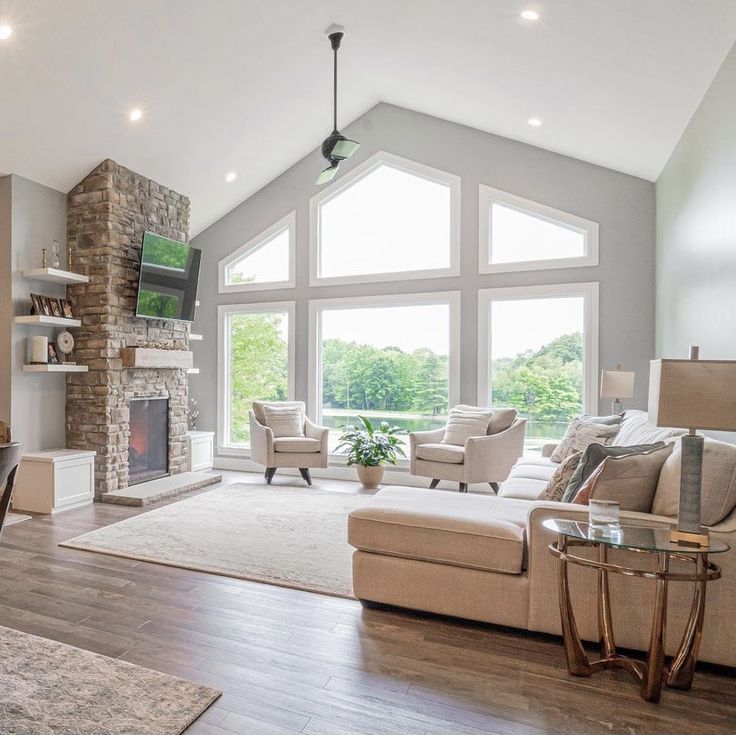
[217,211,296,293]
[309,151,461,287]
[477,282,599,415]
[308,291,462,460]
[478,185,599,274]
[217,301,296,456]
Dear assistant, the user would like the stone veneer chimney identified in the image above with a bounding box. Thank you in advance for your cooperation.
[65,160,191,497]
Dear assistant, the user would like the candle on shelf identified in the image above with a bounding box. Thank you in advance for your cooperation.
[31,336,48,364]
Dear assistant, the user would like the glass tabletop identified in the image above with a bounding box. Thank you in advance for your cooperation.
[543,518,730,555]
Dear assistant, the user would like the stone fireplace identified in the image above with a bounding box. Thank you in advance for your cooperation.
[65,160,191,498]
[128,397,169,485]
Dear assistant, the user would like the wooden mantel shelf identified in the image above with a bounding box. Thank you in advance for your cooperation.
[120,347,193,369]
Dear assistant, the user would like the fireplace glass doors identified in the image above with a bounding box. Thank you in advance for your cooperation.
[128,397,169,485]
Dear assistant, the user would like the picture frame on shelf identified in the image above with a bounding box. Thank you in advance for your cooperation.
[30,293,43,316]
[40,296,54,317]
[47,343,59,364]
[49,298,63,318]
[61,299,74,319]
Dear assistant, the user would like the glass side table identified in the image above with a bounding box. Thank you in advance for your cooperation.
[544,519,729,703]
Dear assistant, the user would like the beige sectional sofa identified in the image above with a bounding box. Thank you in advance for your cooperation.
[348,410,736,667]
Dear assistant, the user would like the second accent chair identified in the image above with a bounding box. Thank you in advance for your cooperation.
[410,405,526,492]
[249,401,329,485]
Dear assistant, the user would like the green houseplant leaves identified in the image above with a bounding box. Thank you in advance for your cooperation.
[335,415,406,467]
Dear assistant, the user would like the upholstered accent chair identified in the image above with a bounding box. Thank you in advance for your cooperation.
[410,407,527,492]
[249,401,329,485]
[0,442,21,537]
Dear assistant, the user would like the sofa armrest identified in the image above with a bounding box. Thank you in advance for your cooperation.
[249,410,274,466]
[541,442,559,458]
[463,419,527,483]
[305,416,330,455]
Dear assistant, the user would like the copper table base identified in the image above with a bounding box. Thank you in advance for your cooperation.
[550,535,722,703]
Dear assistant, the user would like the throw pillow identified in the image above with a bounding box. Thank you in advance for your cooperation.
[550,419,619,463]
[579,413,623,426]
[488,408,517,435]
[561,442,666,503]
[442,406,494,446]
[571,443,674,512]
[262,404,304,438]
[538,452,583,501]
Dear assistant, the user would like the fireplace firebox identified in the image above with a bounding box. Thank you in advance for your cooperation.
[128,397,169,485]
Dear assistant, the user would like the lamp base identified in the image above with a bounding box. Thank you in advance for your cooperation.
[669,528,710,548]
[611,399,623,414]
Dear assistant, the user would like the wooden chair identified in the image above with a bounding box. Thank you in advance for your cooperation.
[0,443,22,537]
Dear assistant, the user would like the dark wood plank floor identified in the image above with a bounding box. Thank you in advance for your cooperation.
[1,474,734,735]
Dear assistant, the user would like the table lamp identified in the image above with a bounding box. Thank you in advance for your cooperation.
[648,346,736,547]
[600,364,635,414]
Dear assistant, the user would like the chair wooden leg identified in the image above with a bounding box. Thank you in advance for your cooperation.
[429,479,440,489]
[459,482,468,493]
[264,467,276,484]
[489,482,499,494]
[299,468,312,486]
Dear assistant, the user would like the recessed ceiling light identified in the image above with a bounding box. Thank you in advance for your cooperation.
[521,10,539,20]
[129,108,143,122]
[0,24,12,40]
[528,117,542,127]
[225,171,237,183]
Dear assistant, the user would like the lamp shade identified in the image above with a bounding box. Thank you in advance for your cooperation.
[648,358,736,430]
[600,368,635,400]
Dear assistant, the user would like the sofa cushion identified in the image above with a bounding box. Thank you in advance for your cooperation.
[415,443,465,464]
[273,437,321,453]
[652,438,736,525]
[348,487,528,575]
[561,442,666,503]
[498,457,557,500]
[538,452,583,501]
[612,409,683,447]
[442,406,493,446]
[571,443,674,512]
[550,419,619,463]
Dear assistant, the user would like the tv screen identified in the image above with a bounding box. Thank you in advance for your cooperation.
[135,232,201,322]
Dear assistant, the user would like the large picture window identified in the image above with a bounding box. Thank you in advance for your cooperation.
[310,293,461,452]
[479,186,598,274]
[478,283,598,453]
[310,152,460,286]
[218,302,295,450]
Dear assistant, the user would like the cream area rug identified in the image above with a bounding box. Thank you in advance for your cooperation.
[61,483,374,598]
[0,625,220,735]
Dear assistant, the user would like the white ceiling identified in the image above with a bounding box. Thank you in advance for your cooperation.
[0,0,734,235]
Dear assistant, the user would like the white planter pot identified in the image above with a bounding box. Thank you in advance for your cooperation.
[356,465,384,489]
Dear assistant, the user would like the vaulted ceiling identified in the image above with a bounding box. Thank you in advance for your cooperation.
[0,1,734,234]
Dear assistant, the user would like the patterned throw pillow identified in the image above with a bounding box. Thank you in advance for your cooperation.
[442,406,494,446]
[550,419,619,463]
[571,443,674,512]
[263,404,304,438]
[538,452,583,501]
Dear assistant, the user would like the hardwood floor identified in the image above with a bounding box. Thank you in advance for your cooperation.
[1,473,734,735]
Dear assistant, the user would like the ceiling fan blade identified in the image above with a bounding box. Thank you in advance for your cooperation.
[331,138,360,160]
[316,163,339,185]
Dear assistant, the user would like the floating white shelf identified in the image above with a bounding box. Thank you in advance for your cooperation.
[22,363,88,373]
[22,267,89,285]
[189,333,203,341]
[186,368,200,375]
[14,315,82,328]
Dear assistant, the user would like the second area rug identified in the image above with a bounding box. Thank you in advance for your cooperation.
[61,483,374,598]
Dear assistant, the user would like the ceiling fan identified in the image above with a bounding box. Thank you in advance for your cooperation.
[316,24,360,185]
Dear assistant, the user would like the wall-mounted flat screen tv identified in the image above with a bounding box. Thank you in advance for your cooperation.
[135,232,201,322]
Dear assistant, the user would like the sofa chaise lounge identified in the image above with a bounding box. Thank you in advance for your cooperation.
[348,410,736,667]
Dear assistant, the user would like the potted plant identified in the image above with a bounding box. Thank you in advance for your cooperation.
[335,416,405,489]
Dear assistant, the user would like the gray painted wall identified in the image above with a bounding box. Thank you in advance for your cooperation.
[656,43,736,361]
[0,177,11,422]
[3,175,68,451]
[191,103,656,459]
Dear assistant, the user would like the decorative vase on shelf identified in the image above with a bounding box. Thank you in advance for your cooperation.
[50,240,61,268]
